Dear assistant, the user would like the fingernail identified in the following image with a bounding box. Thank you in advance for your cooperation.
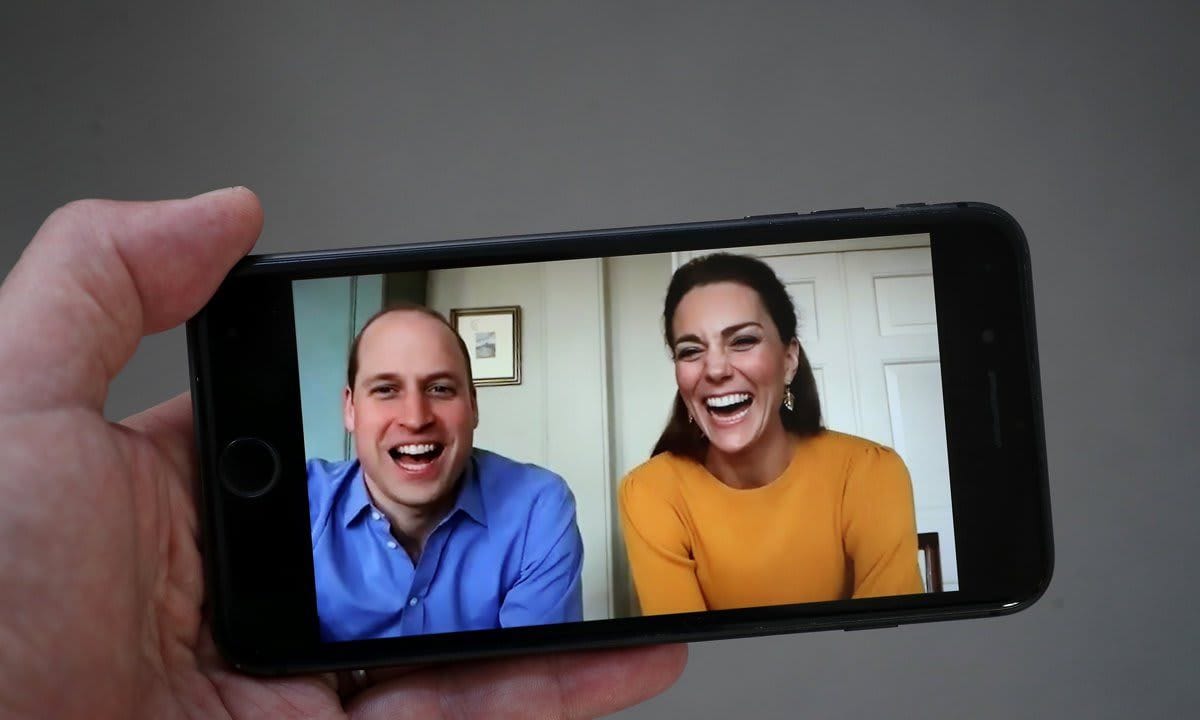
[192,186,248,199]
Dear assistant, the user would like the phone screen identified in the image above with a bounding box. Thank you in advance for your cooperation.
[291,232,958,643]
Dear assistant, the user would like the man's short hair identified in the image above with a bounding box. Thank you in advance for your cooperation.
[345,303,476,393]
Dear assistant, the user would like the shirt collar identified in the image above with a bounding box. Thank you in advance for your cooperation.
[455,453,488,527]
[340,462,373,528]
[340,453,488,529]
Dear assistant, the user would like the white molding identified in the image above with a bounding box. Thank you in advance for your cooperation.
[593,259,615,619]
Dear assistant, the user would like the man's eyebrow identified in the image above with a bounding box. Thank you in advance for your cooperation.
[361,372,401,384]
[360,371,462,384]
[421,372,461,384]
[673,321,763,346]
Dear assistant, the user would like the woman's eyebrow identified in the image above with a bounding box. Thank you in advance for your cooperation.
[720,321,763,337]
[673,321,763,346]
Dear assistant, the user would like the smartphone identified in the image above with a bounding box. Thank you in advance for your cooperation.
[187,202,1052,674]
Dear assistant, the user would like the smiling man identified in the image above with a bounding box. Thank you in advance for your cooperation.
[306,305,584,642]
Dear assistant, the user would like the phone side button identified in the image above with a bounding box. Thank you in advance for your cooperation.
[219,437,281,499]
[808,207,866,215]
[744,212,800,220]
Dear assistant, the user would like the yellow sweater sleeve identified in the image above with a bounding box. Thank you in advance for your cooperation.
[841,445,925,598]
[618,461,708,615]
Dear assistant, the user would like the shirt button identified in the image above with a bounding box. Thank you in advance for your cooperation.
[386,541,398,550]
[372,512,383,521]
[408,597,419,607]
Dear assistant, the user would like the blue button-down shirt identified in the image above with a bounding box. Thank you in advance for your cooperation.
[307,449,584,642]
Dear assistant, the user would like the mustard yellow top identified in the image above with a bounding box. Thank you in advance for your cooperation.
[618,430,924,615]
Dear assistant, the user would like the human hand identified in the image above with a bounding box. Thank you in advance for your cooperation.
[0,189,687,719]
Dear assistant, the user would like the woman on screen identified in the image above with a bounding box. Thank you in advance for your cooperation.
[618,252,924,615]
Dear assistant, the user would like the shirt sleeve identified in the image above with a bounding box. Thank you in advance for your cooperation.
[841,445,926,599]
[498,477,585,627]
[618,464,707,615]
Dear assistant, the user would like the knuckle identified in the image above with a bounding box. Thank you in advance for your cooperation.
[40,199,111,248]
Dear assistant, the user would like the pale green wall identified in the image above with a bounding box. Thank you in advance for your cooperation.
[293,275,384,462]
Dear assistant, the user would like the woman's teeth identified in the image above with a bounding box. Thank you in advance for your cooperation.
[703,393,753,424]
[706,392,751,409]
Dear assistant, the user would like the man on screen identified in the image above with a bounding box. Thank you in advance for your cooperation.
[307,304,584,642]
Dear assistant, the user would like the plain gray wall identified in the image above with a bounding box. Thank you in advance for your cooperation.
[4,1,1197,717]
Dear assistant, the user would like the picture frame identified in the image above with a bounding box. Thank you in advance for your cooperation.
[449,306,522,386]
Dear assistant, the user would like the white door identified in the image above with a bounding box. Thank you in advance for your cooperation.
[842,249,958,591]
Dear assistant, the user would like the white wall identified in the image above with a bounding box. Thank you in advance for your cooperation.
[604,253,678,480]
[427,263,549,467]
[603,253,678,616]
[427,259,617,621]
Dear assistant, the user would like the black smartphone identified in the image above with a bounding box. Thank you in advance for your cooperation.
[187,202,1052,675]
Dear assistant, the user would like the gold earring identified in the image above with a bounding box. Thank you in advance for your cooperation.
[784,386,795,412]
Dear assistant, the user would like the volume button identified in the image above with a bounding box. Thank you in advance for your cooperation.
[809,207,866,215]
[744,212,801,220]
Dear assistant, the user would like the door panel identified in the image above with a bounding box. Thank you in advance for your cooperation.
[764,254,859,436]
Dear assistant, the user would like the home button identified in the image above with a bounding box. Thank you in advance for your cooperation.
[219,437,281,498]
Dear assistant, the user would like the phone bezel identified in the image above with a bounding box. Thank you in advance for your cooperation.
[187,202,1053,675]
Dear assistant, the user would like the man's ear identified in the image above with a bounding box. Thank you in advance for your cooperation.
[471,387,480,429]
[343,386,356,433]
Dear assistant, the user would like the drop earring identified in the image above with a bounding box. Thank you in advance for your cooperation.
[783,385,795,412]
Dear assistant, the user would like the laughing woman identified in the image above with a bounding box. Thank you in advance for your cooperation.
[618,253,924,615]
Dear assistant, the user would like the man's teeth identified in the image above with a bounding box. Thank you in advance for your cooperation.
[706,393,751,409]
[395,443,438,455]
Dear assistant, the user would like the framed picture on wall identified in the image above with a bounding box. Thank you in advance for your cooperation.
[449,306,522,386]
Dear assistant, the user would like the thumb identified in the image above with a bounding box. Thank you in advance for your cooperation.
[0,187,263,413]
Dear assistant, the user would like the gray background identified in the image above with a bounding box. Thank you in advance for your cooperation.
[3,1,1197,717]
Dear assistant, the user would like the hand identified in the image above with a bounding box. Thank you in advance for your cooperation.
[0,189,687,719]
